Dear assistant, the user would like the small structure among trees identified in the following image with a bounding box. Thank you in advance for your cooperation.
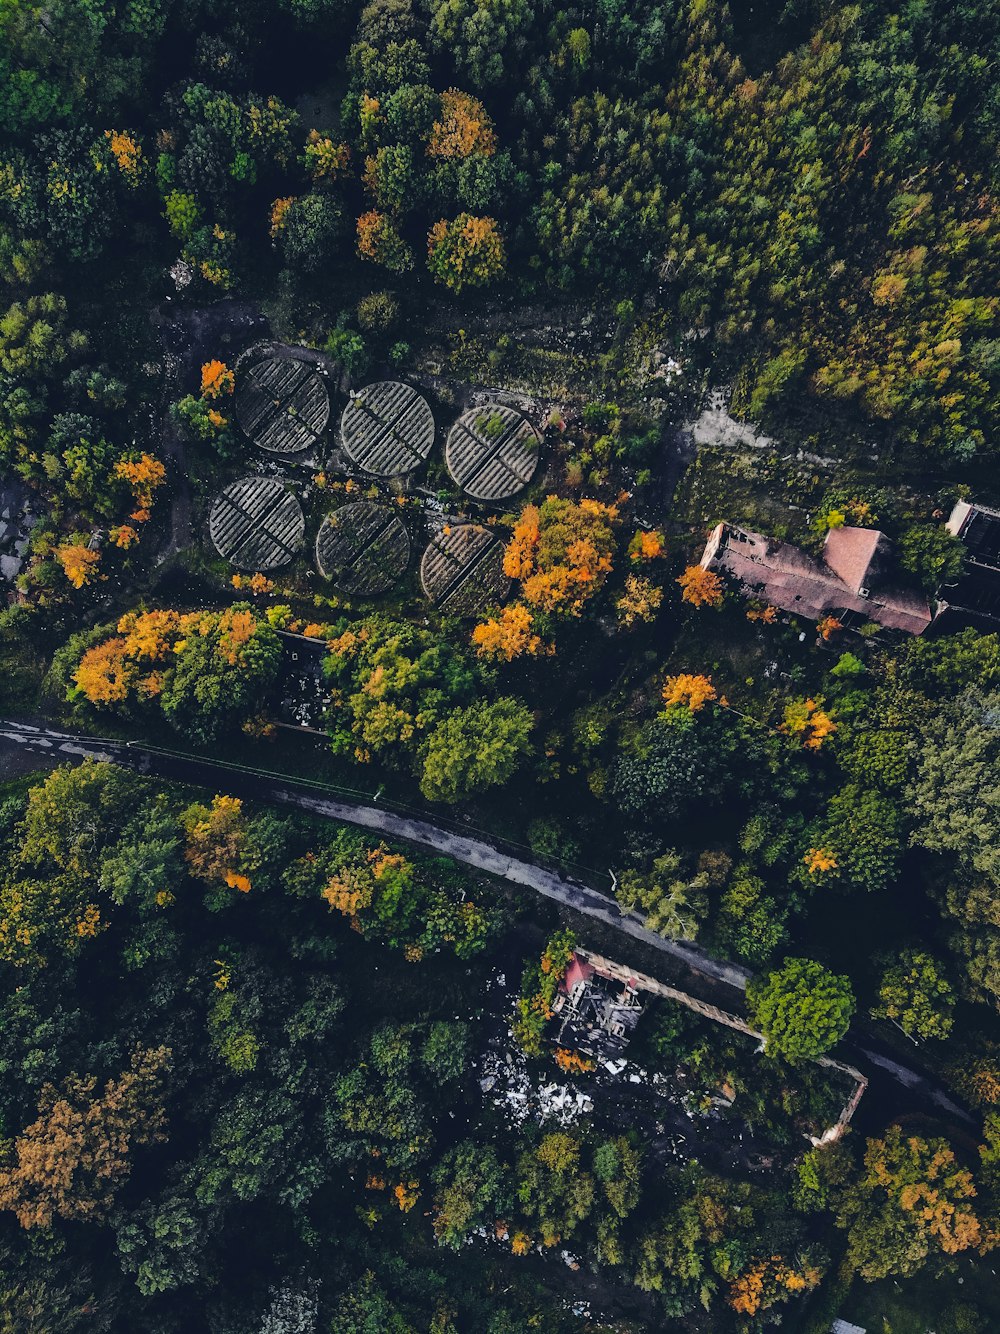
[209,477,305,569]
[234,356,330,455]
[943,498,1000,622]
[550,953,644,1059]
[420,523,510,615]
[315,501,410,595]
[444,404,540,500]
[700,521,931,634]
[339,381,435,476]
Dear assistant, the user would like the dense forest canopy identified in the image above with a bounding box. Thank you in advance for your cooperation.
[1,0,1000,1330]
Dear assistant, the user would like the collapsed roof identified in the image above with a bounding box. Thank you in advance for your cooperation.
[700,522,932,635]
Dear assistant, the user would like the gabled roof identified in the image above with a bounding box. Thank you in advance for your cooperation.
[823,526,885,594]
[700,522,932,636]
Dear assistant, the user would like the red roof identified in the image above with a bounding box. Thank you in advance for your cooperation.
[701,523,932,635]
[823,527,883,593]
[561,955,594,994]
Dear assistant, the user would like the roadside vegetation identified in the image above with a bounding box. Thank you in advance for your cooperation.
[1,0,999,1328]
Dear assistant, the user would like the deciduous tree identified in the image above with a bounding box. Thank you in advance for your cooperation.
[677,565,723,608]
[419,696,533,802]
[836,1126,988,1280]
[873,949,955,1041]
[747,957,854,1064]
[505,496,618,616]
[0,1047,171,1229]
[426,213,505,291]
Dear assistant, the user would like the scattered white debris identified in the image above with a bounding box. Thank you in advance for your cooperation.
[168,259,194,291]
[478,1047,592,1126]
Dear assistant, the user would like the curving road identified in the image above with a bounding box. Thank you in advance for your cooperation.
[0,718,976,1128]
[0,718,749,989]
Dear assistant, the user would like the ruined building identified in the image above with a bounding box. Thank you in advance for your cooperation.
[700,522,932,635]
[550,953,643,1059]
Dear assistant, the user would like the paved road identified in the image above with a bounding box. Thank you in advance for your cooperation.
[0,719,977,1128]
[0,719,750,989]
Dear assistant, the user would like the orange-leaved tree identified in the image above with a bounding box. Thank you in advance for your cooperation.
[677,564,724,608]
[427,89,497,159]
[0,1046,171,1229]
[553,1047,595,1075]
[71,605,282,744]
[505,496,618,617]
[72,637,137,704]
[628,529,666,562]
[817,614,843,640]
[662,673,717,713]
[105,129,143,179]
[269,196,295,237]
[803,847,838,876]
[729,1256,822,1316]
[56,540,101,590]
[471,604,552,661]
[200,360,235,399]
[303,131,351,181]
[781,698,836,750]
[114,452,166,521]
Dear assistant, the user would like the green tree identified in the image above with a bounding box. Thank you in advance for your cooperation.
[420,1021,469,1086]
[593,1137,642,1219]
[419,696,533,802]
[872,948,955,1041]
[714,866,789,965]
[330,1273,414,1333]
[614,850,708,940]
[114,1190,209,1296]
[427,0,532,87]
[324,615,476,771]
[431,1141,506,1248]
[276,192,344,274]
[633,1171,736,1311]
[798,783,903,893]
[747,957,855,1064]
[902,629,1000,693]
[909,692,1000,882]
[613,711,755,855]
[898,523,965,595]
[159,607,282,745]
[515,1132,594,1243]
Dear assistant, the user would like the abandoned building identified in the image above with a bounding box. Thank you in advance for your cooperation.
[942,499,1000,623]
[550,953,644,1058]
[700,521,932,635]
